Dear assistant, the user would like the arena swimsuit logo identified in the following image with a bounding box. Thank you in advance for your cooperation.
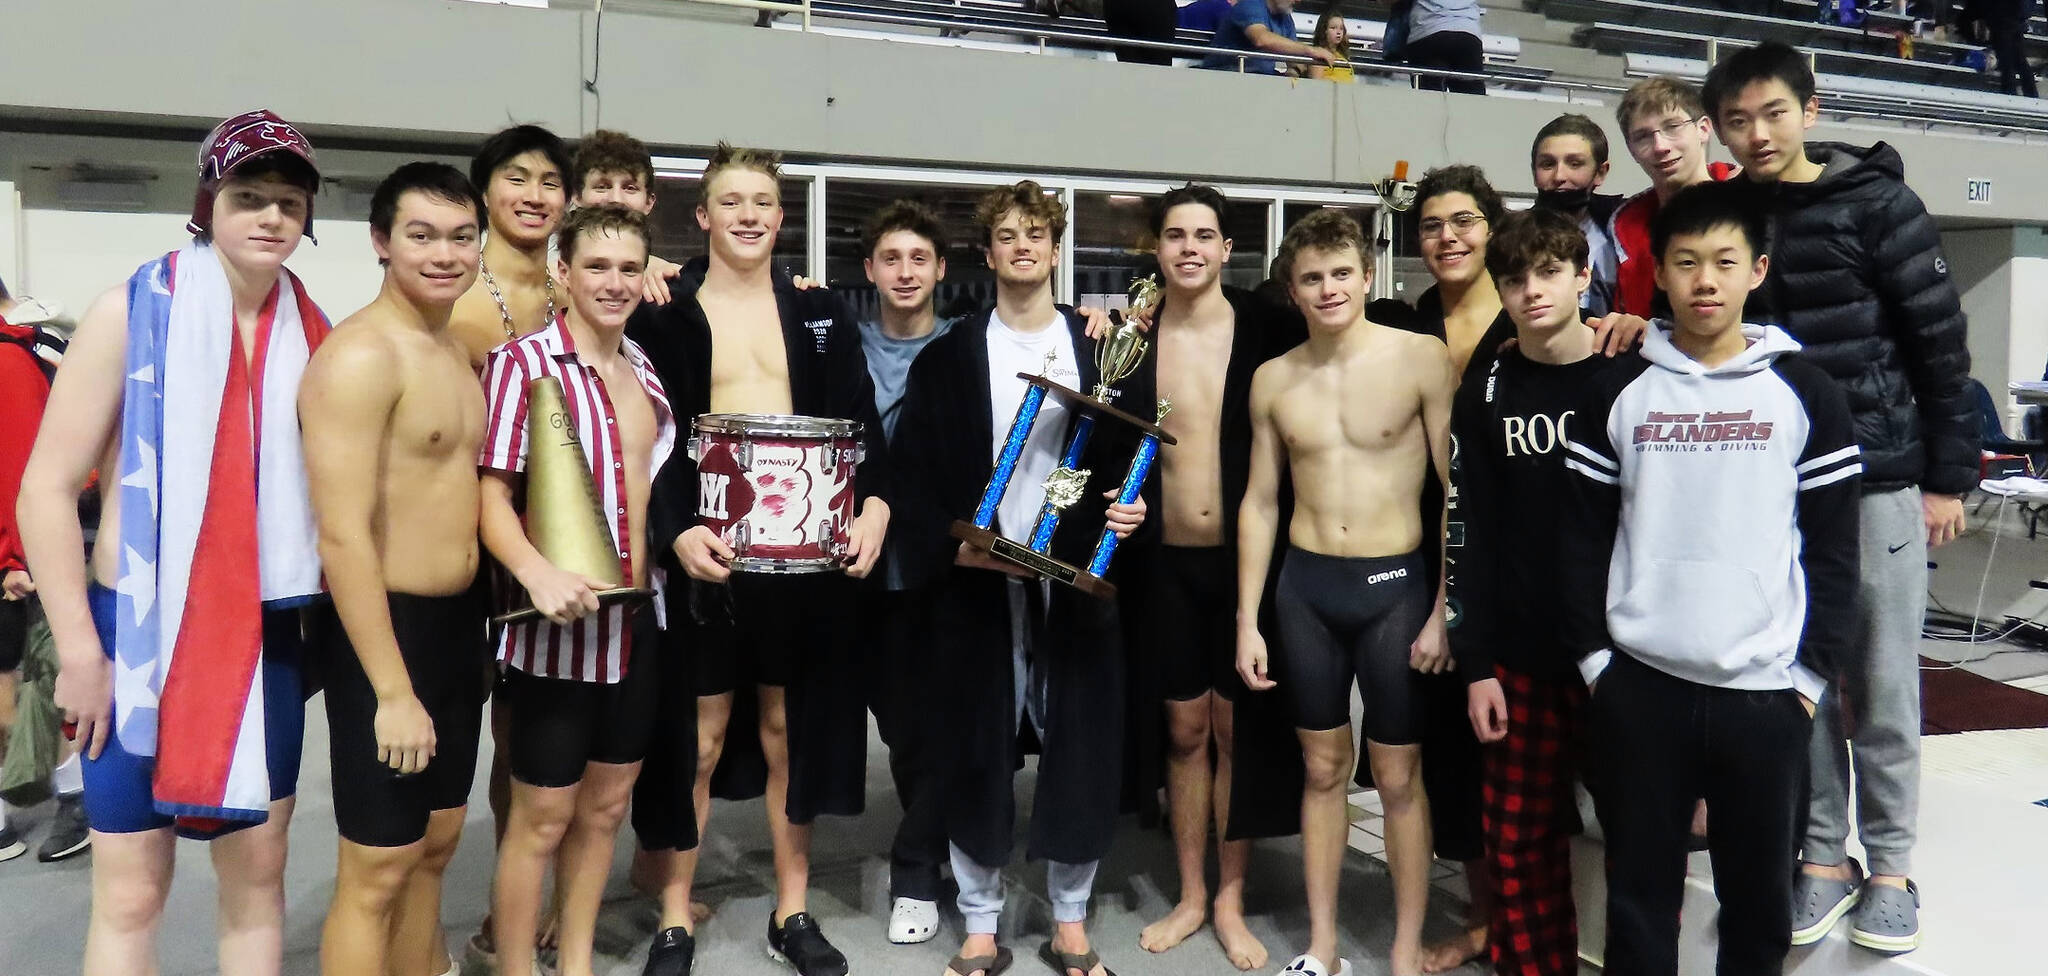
[1631,409,1774,452]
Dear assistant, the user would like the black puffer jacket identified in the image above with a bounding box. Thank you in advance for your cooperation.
[1742,142,1978,495]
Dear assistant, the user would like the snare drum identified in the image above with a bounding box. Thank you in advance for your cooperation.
[688,413,865,574]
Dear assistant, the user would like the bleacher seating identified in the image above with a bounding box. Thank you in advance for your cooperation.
[1531,0,1984,66]
[1626,50,2048,130]
[1580,21,1981,86]
[775,0,2038,131]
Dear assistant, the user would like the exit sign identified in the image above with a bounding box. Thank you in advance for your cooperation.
[1968,178,1994,204]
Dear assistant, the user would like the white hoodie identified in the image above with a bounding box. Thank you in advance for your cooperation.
[1559,323,1863,702]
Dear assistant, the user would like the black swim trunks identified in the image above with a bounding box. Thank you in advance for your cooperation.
[1271,547,1431,744]
[320,589,490,847]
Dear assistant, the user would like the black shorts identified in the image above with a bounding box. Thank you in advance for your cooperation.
[319,590,490,847]
[501,607,658,788]
[691,573,847,695]
[0,596,26,672]
[1148,546,1240,702]
[1272,547,1430,744]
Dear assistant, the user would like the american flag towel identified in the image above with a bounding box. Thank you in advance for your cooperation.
[112,243,327,828]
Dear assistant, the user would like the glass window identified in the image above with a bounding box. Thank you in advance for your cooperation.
[647,173,809,277]
[1073,191,1271,311]
[822,179,999,324]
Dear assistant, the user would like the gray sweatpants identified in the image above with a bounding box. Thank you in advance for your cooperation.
[1805,487,1925,878]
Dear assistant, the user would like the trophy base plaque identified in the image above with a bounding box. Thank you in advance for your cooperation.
[493,586,657,626]
[950,522,1118,600]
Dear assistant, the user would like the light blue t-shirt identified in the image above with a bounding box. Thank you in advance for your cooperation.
[859,315,958,441]
[860,314,958,591]
[1202,0,1294,76]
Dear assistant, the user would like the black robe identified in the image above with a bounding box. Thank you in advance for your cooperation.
[1107,286,1312,842]
[629,257,890,824]
[890,306,1142,867]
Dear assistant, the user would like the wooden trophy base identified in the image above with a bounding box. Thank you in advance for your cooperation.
[493,586,657,626]
[951,522,1117,599]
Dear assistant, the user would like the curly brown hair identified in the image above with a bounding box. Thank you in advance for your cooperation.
[1275,208,1370,283]
[1413,164,1507,228]
[974,180,1068,247]
[557,203,649,266]
[573,129,653,194]
[699,141,782,207]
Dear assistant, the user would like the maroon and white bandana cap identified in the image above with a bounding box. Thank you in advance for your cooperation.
[187,109,321,242]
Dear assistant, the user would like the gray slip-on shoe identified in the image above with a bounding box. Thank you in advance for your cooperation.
[1848,879,1921,955]
[1790,859,1864,946]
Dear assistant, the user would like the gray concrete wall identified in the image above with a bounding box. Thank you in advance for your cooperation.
[3,0,2042,219]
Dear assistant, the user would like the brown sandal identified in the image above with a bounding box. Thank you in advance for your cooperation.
[947,945,1014,976]
[1038,941,1116,976]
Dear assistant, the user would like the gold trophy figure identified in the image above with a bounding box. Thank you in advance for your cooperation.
[495,377,656,624]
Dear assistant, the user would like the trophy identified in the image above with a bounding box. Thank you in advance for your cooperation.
[951,276,1176,599]
[495,376,656,624]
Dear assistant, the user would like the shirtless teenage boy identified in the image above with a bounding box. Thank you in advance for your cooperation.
[451,125,573,366]
[302,163,489,976]
[1237,210,1454,976]
[1125,184,1303,972]
[18,109,330,976]
[634,143,889,976]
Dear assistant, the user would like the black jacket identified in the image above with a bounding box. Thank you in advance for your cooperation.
[625,258,887,822]
[1740,142,1979,495]
[1109,287,1309,841]
[631,257,892,569]
[892,306,1140,866]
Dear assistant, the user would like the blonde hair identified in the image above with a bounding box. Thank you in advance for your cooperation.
[699,141,783,206]
[1616,76,1706,132]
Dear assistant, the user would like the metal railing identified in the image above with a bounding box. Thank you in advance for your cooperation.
[655,0,2038,136]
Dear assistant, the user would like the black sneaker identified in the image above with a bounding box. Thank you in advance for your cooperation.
[37,794,91,862]
[767,911,849,976]
[0,824,24,863]
[643,925,695,976]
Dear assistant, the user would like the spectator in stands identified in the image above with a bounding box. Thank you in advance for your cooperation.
[1305,7,1358,81]
[1610,76,1739,319]
[1982,0,2038,97]
[1704,41,1978,959]
[1105,0,1178,65]
[1528,114,1622,318]
[1400,0,1485,94]
[1179,0,1238,34]
[1200,0,1338,75]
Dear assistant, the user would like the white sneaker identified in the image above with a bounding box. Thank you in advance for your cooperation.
[1279,953,1352,976]
[888,897,940,944]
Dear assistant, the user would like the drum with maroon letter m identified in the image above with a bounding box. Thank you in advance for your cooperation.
[688,413,864,573]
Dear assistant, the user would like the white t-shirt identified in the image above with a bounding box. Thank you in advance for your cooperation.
[987,308,1082,539]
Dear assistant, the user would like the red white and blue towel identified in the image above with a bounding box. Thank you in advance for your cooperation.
[113,243,328,827]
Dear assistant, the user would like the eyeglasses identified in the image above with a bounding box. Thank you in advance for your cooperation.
[1627,116,1705,151]
[1419,212,1487,238]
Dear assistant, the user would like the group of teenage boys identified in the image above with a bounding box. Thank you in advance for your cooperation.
[11,36,1973,976]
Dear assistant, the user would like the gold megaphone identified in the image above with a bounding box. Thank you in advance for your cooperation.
[495,376,655,625]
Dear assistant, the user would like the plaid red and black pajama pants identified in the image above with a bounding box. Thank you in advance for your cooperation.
[1482,664,1588,976]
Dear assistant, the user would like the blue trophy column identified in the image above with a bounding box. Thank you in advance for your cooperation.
[1089,431,1161,577]
[974,384,1048,530]
[1026,415,1096,553]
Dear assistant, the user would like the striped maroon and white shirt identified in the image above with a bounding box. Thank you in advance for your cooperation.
[480,316,676,683]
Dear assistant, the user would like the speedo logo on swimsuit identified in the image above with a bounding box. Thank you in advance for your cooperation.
[1367,567,1409,585]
